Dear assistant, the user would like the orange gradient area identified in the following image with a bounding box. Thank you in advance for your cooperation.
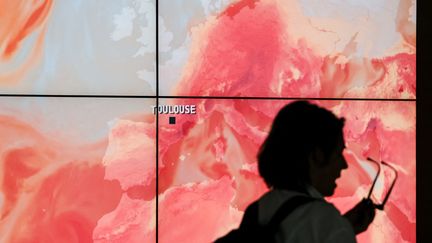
[0,0,52,59]
[0,0,52,84]
[1,0,156,95]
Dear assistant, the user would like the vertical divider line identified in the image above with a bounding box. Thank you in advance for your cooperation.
[155,0,159,242]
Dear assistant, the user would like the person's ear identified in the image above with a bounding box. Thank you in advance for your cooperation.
[309,147,326,168]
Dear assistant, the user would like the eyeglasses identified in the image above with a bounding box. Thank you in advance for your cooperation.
[365,157,398,210]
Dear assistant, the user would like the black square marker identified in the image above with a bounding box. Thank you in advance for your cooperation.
[169,116,176,124]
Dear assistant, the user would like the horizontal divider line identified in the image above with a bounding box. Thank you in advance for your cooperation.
[0,94,156,98]
[157,96,416,102]
[0,93,417,102]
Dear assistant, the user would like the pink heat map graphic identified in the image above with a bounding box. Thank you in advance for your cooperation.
[0,0,415,243]
[0,98,156,242]
[160,0,415,98]
[158,99,415,243]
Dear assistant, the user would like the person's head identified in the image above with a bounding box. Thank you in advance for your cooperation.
[257,101,347,196]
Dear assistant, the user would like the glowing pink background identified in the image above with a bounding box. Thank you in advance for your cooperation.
[158,99,415,243]
[159,0,416,242]
[0,98,156,242]
[0,0,416,242]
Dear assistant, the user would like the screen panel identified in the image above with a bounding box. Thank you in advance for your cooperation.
[157,98,415,243]
[159,0,416,99]
[0,0,156,95]
[0,97,156,242]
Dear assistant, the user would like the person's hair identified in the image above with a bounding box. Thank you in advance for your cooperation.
[257,101,345,190]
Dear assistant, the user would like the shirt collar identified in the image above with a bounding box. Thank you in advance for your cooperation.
[305,184,324,199]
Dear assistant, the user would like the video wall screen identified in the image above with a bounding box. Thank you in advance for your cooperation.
[0,97,156,242]
[157,98,415,243]
[159,0,415,99]
[0,0,156,95]
[0,0,416,242]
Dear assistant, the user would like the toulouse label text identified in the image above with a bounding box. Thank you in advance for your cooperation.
[152,105,197,114]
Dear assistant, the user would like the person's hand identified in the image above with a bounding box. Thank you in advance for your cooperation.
[343,198,376,234]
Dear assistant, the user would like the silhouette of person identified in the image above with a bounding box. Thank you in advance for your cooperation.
[217,101,375,242]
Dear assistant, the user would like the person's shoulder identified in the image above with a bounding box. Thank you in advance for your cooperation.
[302,201,356,238]
[305,199,340,215]
[257,189,309,224]
[258,189,351,228]
[258,190,356,242]
[283,200,356,242]
[303,200,350,226]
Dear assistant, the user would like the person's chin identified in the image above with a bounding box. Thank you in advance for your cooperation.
[323,182,337,197]
[324,191,334,197]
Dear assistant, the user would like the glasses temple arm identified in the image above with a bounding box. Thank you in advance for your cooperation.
[366,157,381,200]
